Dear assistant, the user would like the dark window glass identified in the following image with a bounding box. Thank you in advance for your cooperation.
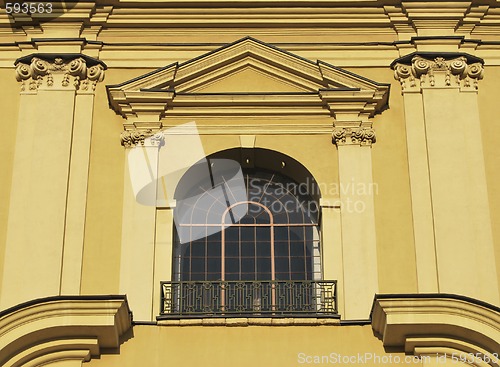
[173,170,320,283]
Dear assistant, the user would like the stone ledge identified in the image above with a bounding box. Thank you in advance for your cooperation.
[157,318,340,327]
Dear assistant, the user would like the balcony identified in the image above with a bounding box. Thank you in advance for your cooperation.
[159,280,338,318]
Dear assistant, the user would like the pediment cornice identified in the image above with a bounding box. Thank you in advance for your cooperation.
[107,37,390,135]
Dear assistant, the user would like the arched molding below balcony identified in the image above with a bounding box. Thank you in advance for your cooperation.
[0,296,132,367]
[371,294,500,367]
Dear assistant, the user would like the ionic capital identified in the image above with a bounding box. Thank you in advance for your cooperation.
[392,52,484,92]
[14,54,106,92]
[332,127,376,146]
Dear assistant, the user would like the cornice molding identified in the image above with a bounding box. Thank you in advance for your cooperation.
[157,317,340,326]
[392,52,484,92]
[9,2,500,48]
[371,294,500,367]
[0,295,132,367]
[332,127,376,146]
[14,53,106,92]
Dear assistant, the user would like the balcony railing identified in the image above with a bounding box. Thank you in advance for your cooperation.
[160,280,338,317]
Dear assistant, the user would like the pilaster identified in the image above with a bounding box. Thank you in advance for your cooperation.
[0,54,105,309]
[322,92,381,320]
[152,207,175,319]
[319,200,344,318]
[392,52,499,305]
[119,133,162,321]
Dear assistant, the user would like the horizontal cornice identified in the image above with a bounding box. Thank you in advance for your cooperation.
[6,3,500,66]
[3,1,500,37]
[6,37,500,68]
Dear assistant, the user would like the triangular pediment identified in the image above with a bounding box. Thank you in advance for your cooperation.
[188,65,308,93]
[107,37,390,121]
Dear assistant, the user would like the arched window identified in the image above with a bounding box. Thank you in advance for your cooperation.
[173,169,321,283]
[163,151,337,316]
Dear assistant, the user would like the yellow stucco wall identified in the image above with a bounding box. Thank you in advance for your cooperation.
[477,66,500,297]
[349,67,418,294]
[87,324,421,367]
[0,3,499,366]
[0,68,20,293]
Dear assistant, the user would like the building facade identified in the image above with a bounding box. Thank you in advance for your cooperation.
[0,1,499,366]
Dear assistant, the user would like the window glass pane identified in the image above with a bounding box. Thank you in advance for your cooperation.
[191,273,205,281]
[206,231,221,242]
[290,242,305,257]
[275,257,289,273]
[224,227,239,241]
[304,227,314,242]
[288,209,305,224]
[239,216,256,225]
[290,272,306,281]
[275,242,289,257]
[274,227,288,240]
[305,255,313,274]
[241,258,255,273]
[180,244,190,256]
[225,241,239,257]
[191,241,205,257]
[256,242,271,257]
[241,243,255,257]
[290,257,305,273]
[207,257,221,272]
[225,273,239,281]
[257,258,271,272]
[240,273,255,281]
[225,258,240,273]
[191,258,205,273]
[289,226,305,241]
[255,227,270,240]
[273,211,289,224]
[181,257,190,275]
[275,272,289,281]
[207,242,221,257]
[240,227,255,240]
[247,203,264,215]
[206,272,221,281]
[257,272,272,280]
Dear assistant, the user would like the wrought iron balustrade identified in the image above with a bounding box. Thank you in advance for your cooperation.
[160,280,337,317]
